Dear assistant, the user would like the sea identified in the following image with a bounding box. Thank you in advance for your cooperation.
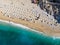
[0,20,60,45]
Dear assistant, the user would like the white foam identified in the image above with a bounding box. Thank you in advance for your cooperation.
[0,19,60,38]
[0,20,30,29]
[53,36,60,39]
[0,19,43,34]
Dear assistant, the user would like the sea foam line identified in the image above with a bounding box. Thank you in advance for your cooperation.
[0,20,60,39]
[0,19,43,34]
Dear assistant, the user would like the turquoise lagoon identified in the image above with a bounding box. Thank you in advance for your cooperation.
[0,21,60,45]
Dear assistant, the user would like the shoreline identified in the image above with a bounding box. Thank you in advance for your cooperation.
[0,19,45,36]
[0,19,60,39]
[0,11,60,37]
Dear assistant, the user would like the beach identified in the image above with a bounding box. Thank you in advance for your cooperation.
[0,0,60,45]
[0,0,60,37]
[0,11,60,37]
[0,20,60,45]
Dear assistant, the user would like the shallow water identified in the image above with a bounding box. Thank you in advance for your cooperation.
[0,21,60,45]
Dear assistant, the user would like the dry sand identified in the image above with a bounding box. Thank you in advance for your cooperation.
[0,11,60,37]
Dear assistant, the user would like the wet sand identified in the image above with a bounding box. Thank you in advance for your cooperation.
[0,11,60,37]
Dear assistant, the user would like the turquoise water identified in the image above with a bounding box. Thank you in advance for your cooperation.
[0,22,60,45]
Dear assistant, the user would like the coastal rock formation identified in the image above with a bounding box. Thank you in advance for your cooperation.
[0,0,60,31]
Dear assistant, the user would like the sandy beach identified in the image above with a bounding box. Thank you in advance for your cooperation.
[0,0,60,37]
[0,11,60,37]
